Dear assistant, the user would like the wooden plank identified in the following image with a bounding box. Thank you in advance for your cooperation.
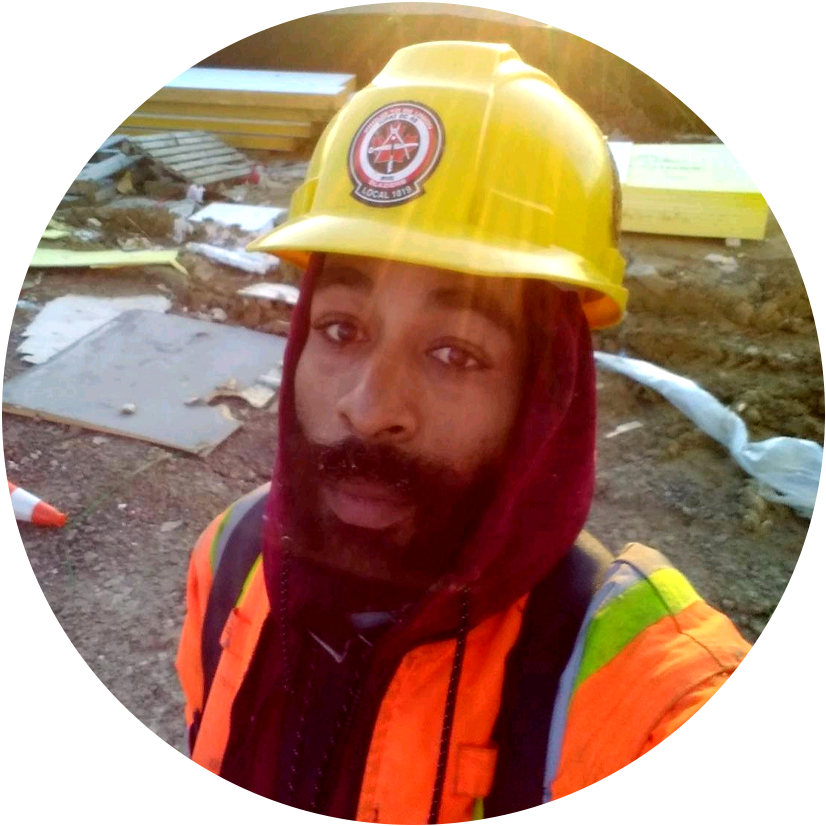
[3,134,115,178]
[124,112,315,138]
[189,163,254,186]
[117,127,300,153]
[121,130,255,185]
[77,152,139,182]
[147,145,241,166]
[186,161,252,179]
[170,154,249,173]
[136,99,325,122]
[3,66,353,112]
[0,45,155,80]
[126,131,219,148]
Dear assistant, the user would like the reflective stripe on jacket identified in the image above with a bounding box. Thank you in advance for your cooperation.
[177,490,750,821]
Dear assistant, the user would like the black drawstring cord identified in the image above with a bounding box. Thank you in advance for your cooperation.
[279,542,293,691]
[428,589,471,825]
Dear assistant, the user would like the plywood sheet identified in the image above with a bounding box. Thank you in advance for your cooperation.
[2,310,286,455]
[0,46,155,80]
[3,66,355,111]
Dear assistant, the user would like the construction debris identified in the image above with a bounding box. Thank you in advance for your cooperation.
[237,282,299,305]
[190,202,287,233]
[3,309,287,454]
[123,131,254,187]
[185,242,279,275]
[0,127,138,211]
[605,421,644,439]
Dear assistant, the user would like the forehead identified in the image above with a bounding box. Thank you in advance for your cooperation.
[315,255,527,333]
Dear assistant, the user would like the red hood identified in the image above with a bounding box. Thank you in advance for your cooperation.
[261,253,596,647]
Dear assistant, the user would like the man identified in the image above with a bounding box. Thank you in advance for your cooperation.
[177,41,749,821]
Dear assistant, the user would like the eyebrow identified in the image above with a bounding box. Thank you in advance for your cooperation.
[316,263,520,340]
[426,285,519,340]
[315,265,374,293]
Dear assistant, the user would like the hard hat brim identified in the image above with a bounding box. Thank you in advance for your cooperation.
[248,214,627,329]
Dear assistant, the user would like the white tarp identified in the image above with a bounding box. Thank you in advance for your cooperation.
[595,351,823,518]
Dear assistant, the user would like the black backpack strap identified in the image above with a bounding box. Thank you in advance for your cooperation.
[484,532,614,816]
[200,485,270,707]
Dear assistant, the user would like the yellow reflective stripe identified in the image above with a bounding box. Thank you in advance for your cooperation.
[235,554,263,607]
[208,508,233,572]
[574,568,699,690]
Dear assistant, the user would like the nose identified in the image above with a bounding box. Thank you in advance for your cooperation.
[336,348,419,442]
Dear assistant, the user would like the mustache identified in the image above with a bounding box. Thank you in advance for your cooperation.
[306,437,466,501]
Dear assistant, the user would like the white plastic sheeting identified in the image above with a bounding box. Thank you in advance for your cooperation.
[595,352,823,518]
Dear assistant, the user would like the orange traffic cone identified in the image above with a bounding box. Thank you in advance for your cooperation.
[8,481,67,527]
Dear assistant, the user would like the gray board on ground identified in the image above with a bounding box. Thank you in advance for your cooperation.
[2,310,286,455]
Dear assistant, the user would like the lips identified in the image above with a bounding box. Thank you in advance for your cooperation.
[321,479,415,531]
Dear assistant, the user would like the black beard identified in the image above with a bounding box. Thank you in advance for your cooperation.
[281,425,502,589]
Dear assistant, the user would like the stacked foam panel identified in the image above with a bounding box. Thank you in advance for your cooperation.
[120,67,357,152]
[609,142,769,240]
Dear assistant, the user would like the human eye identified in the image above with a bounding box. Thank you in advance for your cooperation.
[429,344,487,371]
[317,318,364,346]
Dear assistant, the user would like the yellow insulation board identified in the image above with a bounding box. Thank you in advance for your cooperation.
[0,45,155,80]
[3,123,301,152]
[610,142,769,240]
[30,248,187,274]
[3,92,320,123]
[3,66,355,111]
[2,101,318,138]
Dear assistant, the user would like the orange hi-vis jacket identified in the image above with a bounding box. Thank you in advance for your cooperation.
[177,488,751,822]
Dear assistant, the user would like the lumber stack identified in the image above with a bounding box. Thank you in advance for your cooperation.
[120,67,357,152]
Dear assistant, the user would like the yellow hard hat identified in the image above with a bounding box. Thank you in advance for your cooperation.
[249,41,627,328]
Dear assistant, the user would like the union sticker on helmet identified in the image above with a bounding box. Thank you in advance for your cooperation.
[348,102,444,207]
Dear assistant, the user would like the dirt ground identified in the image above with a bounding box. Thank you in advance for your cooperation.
[3,156,822,752]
